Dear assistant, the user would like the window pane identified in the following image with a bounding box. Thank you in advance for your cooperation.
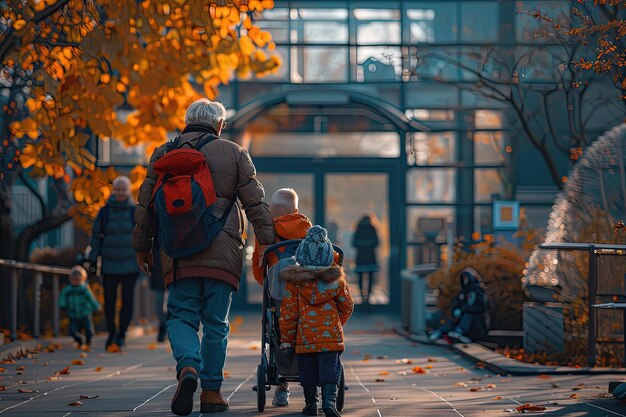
[250,132,400,158]
[299,8,348,20]
[406,206,454,242]
[406,132,456,165]
[474,132,509,164]
[357,22,401,45]
[300,47,348,82]
[407,168,456,203]
[475,110,503,128]
[475,168,506,202]
[461,2,499,42]
[405,109,455,122]
[257,20,289,43]
[357,47,401,82]
[258,8,289,20]
[353,9,400,20]
[304,21,348,44]
[474,206,493,237]
[410,21,435,43]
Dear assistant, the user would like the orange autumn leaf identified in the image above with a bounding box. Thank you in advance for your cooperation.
[95,367,103,372]
[147,344,157,350]
[427,358,438,362]
[16,366,25,371]
[0,386,6,391]
[378,372,389,376]
[79,353,88,358]
[570,393,578,399]
[71,360,84,366]
[412,366,426,374]
[516,404,546,412]
[68,401,83,406]
[494,396,502,400]
[0,368,5,373]
[58,367,71,375]
[469,387,482,392]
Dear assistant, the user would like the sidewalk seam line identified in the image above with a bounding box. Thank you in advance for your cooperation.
[132,383,176,411]
[420,388,465,417]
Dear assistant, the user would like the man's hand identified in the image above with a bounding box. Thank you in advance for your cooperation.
[136,250,154,276]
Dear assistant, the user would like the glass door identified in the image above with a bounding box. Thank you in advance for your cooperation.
[325,173,390,305]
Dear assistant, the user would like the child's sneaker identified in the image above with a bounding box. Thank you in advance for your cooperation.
[80,344,92,352]
[106,343,121,353]
[272,384,290,407]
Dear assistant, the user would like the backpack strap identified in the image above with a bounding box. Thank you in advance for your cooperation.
[193,133,219,150]
[219,193,238,225]
[98,205,110,239]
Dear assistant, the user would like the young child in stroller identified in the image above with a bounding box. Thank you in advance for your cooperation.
[253,188,313,406]
[279,226,354,417]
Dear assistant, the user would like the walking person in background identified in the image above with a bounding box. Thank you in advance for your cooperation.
[89,175,139,352]
[133,98,275,415]
[59,265,101,351]
[352,214,380,304]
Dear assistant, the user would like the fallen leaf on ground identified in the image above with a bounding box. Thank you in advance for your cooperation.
[16,366,25,371]
[494,396,502,400]
[516,403,546,412]
[18,389,37,393]
[248,345,258,350]
[223,371,230,377]
[363,354,373,360]
[470,377,482,381]
[375,379,385,382]
[454,382,468,387]
[425,365,433,369]
[79,395,99,399]
[470,387,482,392]
[397,371,407,376]
[572,383,585,391]
[412,366,426,374]
[58,367,71,375]
[71,360,84,366]
[537,374,551,380]
[147,344,157,350]
[0,386,6,391]
[0,359,16,364]
[68,401,83,406]
[595,393,613,399]
[474,362,485,369]
[351,351,360,355]
[551,382,560,388]
[95,367,103,372]
[427,358,438,362]
[486,384,497,389]
[396,358,413,364]
[378,372,389,376]
[570,393,578,399]
[79,353,88,358]
[47,376,60,381]
[0,368,5,373]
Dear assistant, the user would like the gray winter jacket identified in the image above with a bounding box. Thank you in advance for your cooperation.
[89,196,138,276]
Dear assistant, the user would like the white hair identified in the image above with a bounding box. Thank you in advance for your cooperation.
[185,98,227,129]
[113,176,131,188]
[271,188,299,217]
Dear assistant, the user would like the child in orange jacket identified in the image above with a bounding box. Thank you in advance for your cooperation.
[252,188,312,286]
[279,226,354,417]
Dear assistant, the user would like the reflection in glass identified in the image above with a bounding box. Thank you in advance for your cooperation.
[474,205,493,237]
[250,132,400,158]
[475,110,503,128]
[474,132,508,164]
[304,21,348,44]
[475,168,506,202]
[301,47,348,82]
[326,174,390,305]
[357,21,401,44]
[299,8,349,20]
[357,47,402,82]
[407,168,456,203]
[244,174,315,304]
[407,132,456,165]
[406,206,455,265]
[460,2,499,42]
[353,9,400,20]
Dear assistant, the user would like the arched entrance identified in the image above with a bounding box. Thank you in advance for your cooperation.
[225,88,423,311]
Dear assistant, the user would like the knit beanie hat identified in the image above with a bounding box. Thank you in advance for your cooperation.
[295,225,334,268]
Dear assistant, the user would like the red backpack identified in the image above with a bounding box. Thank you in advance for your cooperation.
[151,133,236,259]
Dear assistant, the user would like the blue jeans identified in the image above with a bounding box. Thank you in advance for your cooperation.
[167,278,233,391]
[69,316,94,345]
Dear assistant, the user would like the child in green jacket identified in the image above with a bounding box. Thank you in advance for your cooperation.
[59,266,101,350]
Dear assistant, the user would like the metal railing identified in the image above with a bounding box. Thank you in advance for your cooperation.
[0,258,72,341]
[538,243,626,367]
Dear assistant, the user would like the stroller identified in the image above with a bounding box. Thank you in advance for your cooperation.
[253,239,347,412]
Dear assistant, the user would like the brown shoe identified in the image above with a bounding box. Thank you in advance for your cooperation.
[200,389,229,413]
[171,367,198,416]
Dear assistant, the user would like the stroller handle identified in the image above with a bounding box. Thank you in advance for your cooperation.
[261,239,344,271]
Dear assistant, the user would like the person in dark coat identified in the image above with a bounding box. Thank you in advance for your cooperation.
[352,215,379,304]
[150,246,167,343]
[428,267,490,344]
[89,175,139,351]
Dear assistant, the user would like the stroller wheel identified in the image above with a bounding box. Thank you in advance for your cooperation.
[337,364,345,412]
[257,363,267,412]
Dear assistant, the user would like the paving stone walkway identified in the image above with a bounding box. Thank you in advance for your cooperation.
[0,313,625,416]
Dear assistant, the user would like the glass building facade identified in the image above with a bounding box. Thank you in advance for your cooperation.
[101,0,613,309]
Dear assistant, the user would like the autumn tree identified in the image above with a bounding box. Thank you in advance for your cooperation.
[0,0,280,260]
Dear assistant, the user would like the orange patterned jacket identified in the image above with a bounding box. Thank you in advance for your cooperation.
[279,265,354,354]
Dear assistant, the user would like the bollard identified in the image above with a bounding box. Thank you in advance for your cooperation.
[33,272,43,339]
[52,274,60,337]
[10,268,18,341]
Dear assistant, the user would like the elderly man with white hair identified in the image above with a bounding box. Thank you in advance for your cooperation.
[132,98,275,415]
[89,175,139,352]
